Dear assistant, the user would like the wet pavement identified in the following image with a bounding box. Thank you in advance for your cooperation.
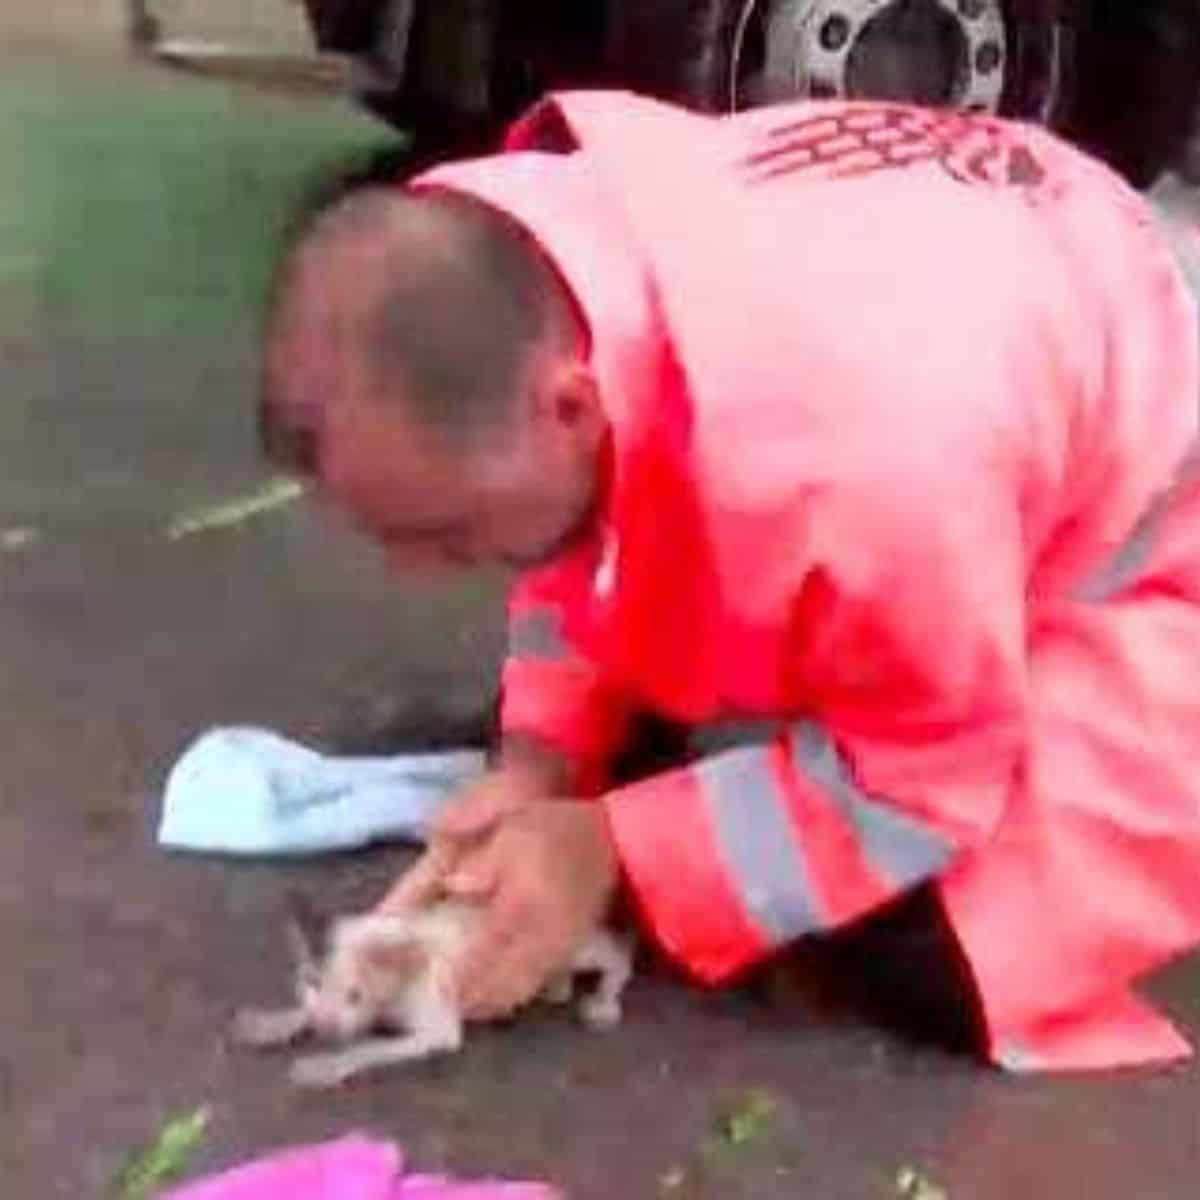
[2,54,1199,1200]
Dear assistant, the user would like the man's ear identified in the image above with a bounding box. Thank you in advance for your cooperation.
[556,362,604,433]
[531,358,605,444]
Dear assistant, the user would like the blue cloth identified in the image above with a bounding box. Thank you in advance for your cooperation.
[158,726,486,856]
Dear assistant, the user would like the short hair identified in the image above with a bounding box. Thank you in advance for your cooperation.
[259,157,580,476]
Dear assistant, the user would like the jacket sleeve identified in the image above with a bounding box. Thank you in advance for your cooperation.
[500,540,632,795]
[601,453,1030,984]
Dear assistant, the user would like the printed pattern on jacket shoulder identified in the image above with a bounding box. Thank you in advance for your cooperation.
[739,104,1048,195]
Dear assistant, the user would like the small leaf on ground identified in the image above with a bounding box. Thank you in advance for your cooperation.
[110,1106,210,1199]
[714,1088,777,1148]
[167,478,303,540]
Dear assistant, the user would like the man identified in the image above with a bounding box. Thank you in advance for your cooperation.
[259,91,1200,1073]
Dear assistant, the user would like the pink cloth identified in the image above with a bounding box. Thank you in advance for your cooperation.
[164,1134,560,1200]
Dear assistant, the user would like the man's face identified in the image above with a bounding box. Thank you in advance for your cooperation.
[263,215,607,574]
[313,357,605,573]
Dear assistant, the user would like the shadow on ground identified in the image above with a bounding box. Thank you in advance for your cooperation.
[1,53,1198,1200]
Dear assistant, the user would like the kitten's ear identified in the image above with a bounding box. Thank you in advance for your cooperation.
[286,920,323,990]
[285,890,325,947]
[283,892,323,985]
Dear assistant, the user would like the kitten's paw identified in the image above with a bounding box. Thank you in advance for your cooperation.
[289,1052,354,1089]
[230,1008,303,1049]
[578,995,622,1033]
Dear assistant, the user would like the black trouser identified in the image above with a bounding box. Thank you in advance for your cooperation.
[806,883,988,1057]
[609,711,990,1058]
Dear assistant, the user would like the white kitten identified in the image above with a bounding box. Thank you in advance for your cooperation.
[232,897,633,1089]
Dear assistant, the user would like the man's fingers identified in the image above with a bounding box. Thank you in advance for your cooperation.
[443,839,504,899]
[376,844,453,914]
[433,793,510,841]
[461,942,552,1021]
[457,931,539,1020]
[382,797,516,915]
[455,888,555,1019]
[432,774,524,841]
[376,866,436,914]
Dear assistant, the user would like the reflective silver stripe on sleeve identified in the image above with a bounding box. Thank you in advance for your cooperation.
[1077,198,1200,603]
[694,745,825,945]
[507,607,570,661]
[1073,497,1170,603]
[1151,192,1200,310]
[790,722,955,890]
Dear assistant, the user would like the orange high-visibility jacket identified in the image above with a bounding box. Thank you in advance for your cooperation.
[414,92,1200,1072]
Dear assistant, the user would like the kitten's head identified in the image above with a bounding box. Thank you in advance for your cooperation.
[292,915,429,1042]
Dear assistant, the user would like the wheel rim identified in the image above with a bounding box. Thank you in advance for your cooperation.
[763,0,1007,113]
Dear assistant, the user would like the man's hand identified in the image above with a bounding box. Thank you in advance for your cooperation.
[451,798,619,1020]
[377,735,573,914]
[376,769,532,913]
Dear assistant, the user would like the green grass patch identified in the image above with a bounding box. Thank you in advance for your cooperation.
[0,63,400,342]
[109,1105,211,1199]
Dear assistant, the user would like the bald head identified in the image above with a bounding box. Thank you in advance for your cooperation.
[256,163,608,573]
[260,182,582,475]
